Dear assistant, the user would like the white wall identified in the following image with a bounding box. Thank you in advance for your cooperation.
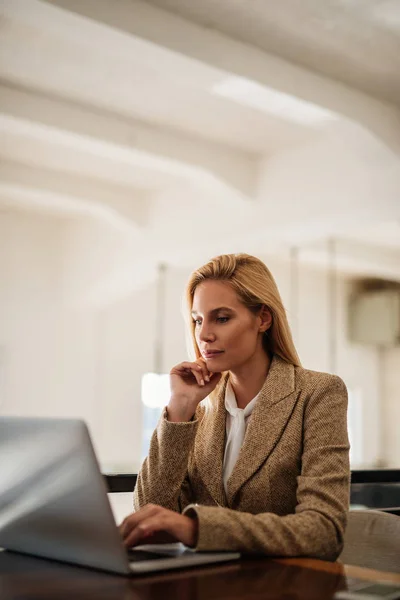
[0,211,397,473]
[0,211,66,415]
[0,213,106,463]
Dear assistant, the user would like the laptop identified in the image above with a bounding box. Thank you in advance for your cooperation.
[0,417,240,575]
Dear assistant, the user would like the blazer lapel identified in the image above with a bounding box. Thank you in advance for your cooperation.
[194,377,229,507]
[226,355,300,506]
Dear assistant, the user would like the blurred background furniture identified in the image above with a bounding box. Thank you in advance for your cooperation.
[339,509,400,573]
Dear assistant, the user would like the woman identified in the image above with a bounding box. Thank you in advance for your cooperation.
[120,253,350,560]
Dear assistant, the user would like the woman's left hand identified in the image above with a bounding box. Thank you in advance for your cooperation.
[119,504,198,548]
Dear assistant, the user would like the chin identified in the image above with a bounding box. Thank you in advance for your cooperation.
[206,358,230,373]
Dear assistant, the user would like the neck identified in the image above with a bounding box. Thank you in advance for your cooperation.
[229,350,272,409]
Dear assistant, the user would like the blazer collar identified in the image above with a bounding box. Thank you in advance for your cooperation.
[194,354,300,507]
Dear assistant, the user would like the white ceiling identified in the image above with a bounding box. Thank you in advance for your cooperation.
[0,1,314,154]
[147,0,400,106]
[0,0,399,300]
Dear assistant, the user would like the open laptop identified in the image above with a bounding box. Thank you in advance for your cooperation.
[0,417,240,575]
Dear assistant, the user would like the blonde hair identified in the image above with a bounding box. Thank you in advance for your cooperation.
[185,253,301,367]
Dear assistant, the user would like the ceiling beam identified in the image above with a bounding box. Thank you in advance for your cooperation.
[0,160,148,232]
[0,82,257,203]
[46,0,400,152]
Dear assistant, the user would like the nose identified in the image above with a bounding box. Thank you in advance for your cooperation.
[197,322,216,343]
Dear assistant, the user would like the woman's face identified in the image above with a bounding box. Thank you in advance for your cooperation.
[191,280,268,373]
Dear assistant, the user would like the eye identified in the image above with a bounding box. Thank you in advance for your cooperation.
[217,317,229,323]
[193,318,202,326]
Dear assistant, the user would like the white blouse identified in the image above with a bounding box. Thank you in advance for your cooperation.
[222,380,259,495]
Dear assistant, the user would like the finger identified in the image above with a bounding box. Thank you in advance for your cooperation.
[172,361,206,386]
[195,359,211,383]
[124,513,171,548]
[120,504,160,539]
[203,371,222,391]
[190,368,205,387]
[119,514,133,535]
[171,363,204,387]
[173,361,203,373]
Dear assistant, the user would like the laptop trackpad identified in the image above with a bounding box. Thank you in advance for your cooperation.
[127,543,187,561]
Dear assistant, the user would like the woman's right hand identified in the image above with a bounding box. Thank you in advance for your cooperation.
[167,359,222,422]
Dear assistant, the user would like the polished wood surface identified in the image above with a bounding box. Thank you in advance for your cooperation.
[0,550,399,600]
[279,558,400,584]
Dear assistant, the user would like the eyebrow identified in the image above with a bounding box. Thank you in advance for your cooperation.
[191,306,235,317]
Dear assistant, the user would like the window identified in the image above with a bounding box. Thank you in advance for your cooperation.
[141,373,170,459]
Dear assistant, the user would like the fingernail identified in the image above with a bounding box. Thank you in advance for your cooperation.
[200,379,205,386]
[205,376,210,383]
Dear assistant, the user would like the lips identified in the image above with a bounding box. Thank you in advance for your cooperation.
[203,350,224,359]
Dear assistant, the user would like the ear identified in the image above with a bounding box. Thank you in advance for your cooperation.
[259,305,272,333]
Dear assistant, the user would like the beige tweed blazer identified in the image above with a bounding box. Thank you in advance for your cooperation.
[134,355,350,561]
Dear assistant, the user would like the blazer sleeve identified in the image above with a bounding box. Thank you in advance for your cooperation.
[133,407,201,513]
[183,375,350,561]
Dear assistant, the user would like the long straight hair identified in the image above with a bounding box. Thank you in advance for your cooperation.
[185,253,301,368]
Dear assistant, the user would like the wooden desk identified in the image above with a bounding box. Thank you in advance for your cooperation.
[0,550,399,600]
